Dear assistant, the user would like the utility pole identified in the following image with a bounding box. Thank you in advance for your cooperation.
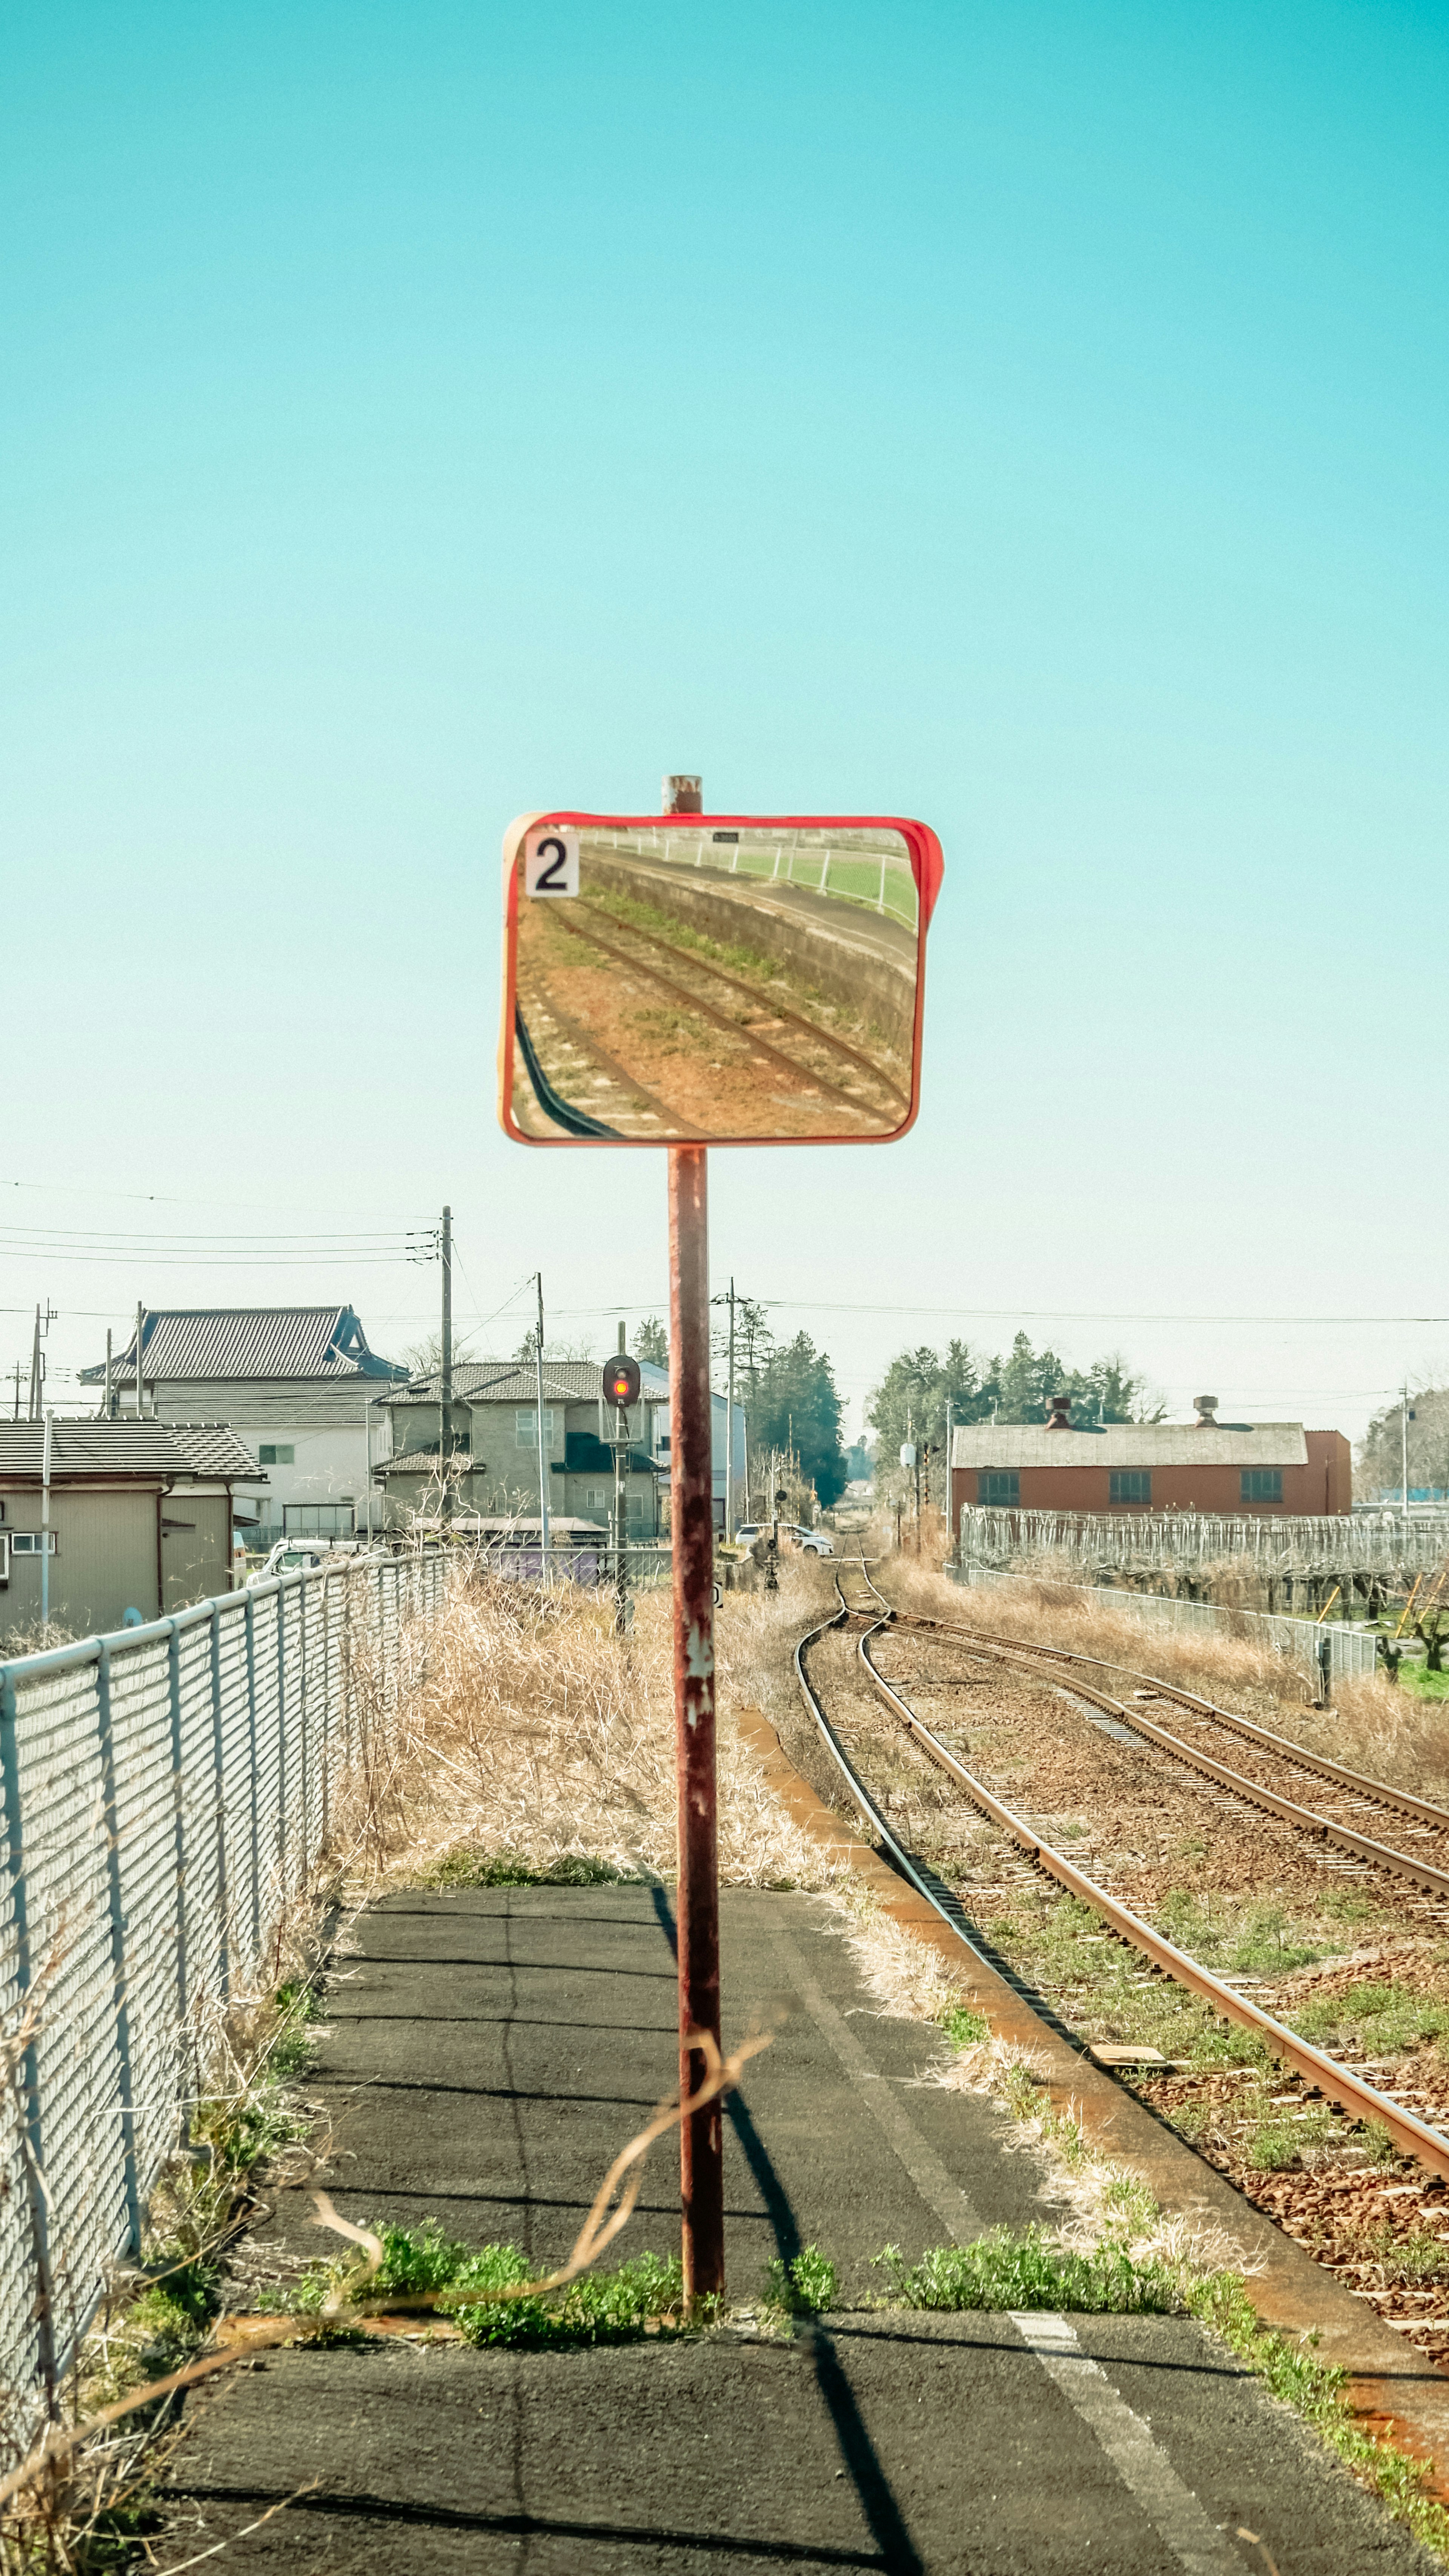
[41,1409,52,1630]
[709,1278,743,1541]
[28,1306,41,1422]
[534,1271,551,1572]
[440,1204,453,1514]
[135,1304,146,1419]
[1402,1380,1411,1515]
[104,1330,113,1420]
[8,1364,22,1421]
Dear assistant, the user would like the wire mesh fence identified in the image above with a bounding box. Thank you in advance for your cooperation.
[952,1563,1381,1686]
[0,1546,449,2408]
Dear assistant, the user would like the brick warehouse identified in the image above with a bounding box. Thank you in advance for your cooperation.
[949,1394,1352,1534]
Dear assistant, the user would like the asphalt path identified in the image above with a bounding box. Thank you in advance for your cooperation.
[162,1887,1435,2573]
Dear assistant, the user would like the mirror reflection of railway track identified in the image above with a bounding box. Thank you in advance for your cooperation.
[548,908,903,1123]
[798,1558,1449,2188]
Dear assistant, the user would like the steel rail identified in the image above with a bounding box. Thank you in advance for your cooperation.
[840,1546,1444,1855]
[792,1592,999,1979]
[821,1581,1449,2186]
[857,1568,1449,1909]
[548,911,892,1120]
[961,1649,1449,1901]
[572,896,912,1107]
[900,1599,1449,1835]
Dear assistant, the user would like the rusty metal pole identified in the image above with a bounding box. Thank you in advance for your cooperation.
[663,770,723,2306]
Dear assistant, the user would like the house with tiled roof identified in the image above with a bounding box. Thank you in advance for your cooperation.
[374,1352,747,1535]
[0,1419,267,1641]
[79,1307,408,1545]
[374,1358,669,1536]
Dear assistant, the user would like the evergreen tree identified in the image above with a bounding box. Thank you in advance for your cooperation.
[747,1331,848,1506]
[867,1331,1156,1452]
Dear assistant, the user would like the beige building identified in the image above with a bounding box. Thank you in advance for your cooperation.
[0,1421,266,1646]
[79,1306,408,1543]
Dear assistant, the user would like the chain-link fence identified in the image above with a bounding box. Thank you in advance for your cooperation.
[952,1563,1381,1686]
[0,1547,449,2407]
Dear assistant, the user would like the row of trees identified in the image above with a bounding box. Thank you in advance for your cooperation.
[495,1312,1160,1516]
[866,1332,1158,1461]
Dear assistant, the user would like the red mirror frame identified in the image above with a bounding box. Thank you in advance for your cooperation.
[497,810,944,1149]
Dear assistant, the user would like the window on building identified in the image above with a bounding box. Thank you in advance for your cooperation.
[515,1409,557,1448]
[1241,1469,1283,1504]
[978,1471,1020,1507]
[584,1486,611,1509]
[11,1532,57,1555]
[258,1444,295,1466]
[283,1504,356,1536]
[1109,1471,1152,1504]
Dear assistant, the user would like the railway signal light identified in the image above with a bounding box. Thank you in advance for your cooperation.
[605,1355,641,1408]
[497,780,944,2312]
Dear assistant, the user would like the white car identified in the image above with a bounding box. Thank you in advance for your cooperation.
[734,1521,835,1558]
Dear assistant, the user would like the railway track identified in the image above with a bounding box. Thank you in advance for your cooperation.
[795,1559,1449,2189]
[549,905,905,1125]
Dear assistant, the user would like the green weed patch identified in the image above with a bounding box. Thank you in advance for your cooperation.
[1186,2271,1449,2555]
[423,1849,631,1889]
[291,2219,691,2347]
[875,2224,1180,2315]
[1294,1979,1449,2059]
[764,2247,838,2316]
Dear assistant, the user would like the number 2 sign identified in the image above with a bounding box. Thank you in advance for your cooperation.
[524,826,580,898]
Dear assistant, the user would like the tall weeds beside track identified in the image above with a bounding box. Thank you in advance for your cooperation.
[342,1558,846,1891]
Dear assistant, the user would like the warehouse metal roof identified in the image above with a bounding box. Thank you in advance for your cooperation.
[79,1306,408,1386]
[950,1423,1309,1470]
[0,1422,267,1482]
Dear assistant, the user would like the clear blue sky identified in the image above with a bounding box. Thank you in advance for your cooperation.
[3,1,1445,1441]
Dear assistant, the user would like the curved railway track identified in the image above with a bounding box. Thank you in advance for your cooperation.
[795,1559,1449,2189]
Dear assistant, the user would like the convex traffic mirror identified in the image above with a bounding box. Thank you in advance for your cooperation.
[499,813,942,1147]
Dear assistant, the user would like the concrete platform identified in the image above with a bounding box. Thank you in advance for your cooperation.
[162,1885,1435,2572]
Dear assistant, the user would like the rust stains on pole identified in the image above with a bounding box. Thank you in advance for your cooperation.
[668,1140,722,2303]
[662,766,722,2305]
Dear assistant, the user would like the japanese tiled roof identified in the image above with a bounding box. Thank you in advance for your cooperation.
[79,1306,407,1386]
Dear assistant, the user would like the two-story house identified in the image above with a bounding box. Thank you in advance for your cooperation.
[374,1360,666,1534]
[375,1354,748,1534]
[80,1307,409,1543]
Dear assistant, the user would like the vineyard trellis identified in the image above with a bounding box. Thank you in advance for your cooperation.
[957,1507,1449,1587]
[0,1546,449,2411]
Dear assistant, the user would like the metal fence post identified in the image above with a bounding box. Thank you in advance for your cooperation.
[209,1602,231,2002]
[275,1583,288,1898]
[344,1569,355,1771]
[320,1572,331,1848]
[243,1591,261,1961]
[166,1618,190,2041]
[94,1641,143,2255]
[298,1573,310,1874]
[0,1660,59,2407]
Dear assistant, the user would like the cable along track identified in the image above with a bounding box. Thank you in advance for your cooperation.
[796,1564,1449,2189]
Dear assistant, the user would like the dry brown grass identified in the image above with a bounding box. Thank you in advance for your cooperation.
[875,1556,1449,1802]
[341,1558,851,1893]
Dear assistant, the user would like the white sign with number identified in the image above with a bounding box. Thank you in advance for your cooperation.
[524,826,580,899]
